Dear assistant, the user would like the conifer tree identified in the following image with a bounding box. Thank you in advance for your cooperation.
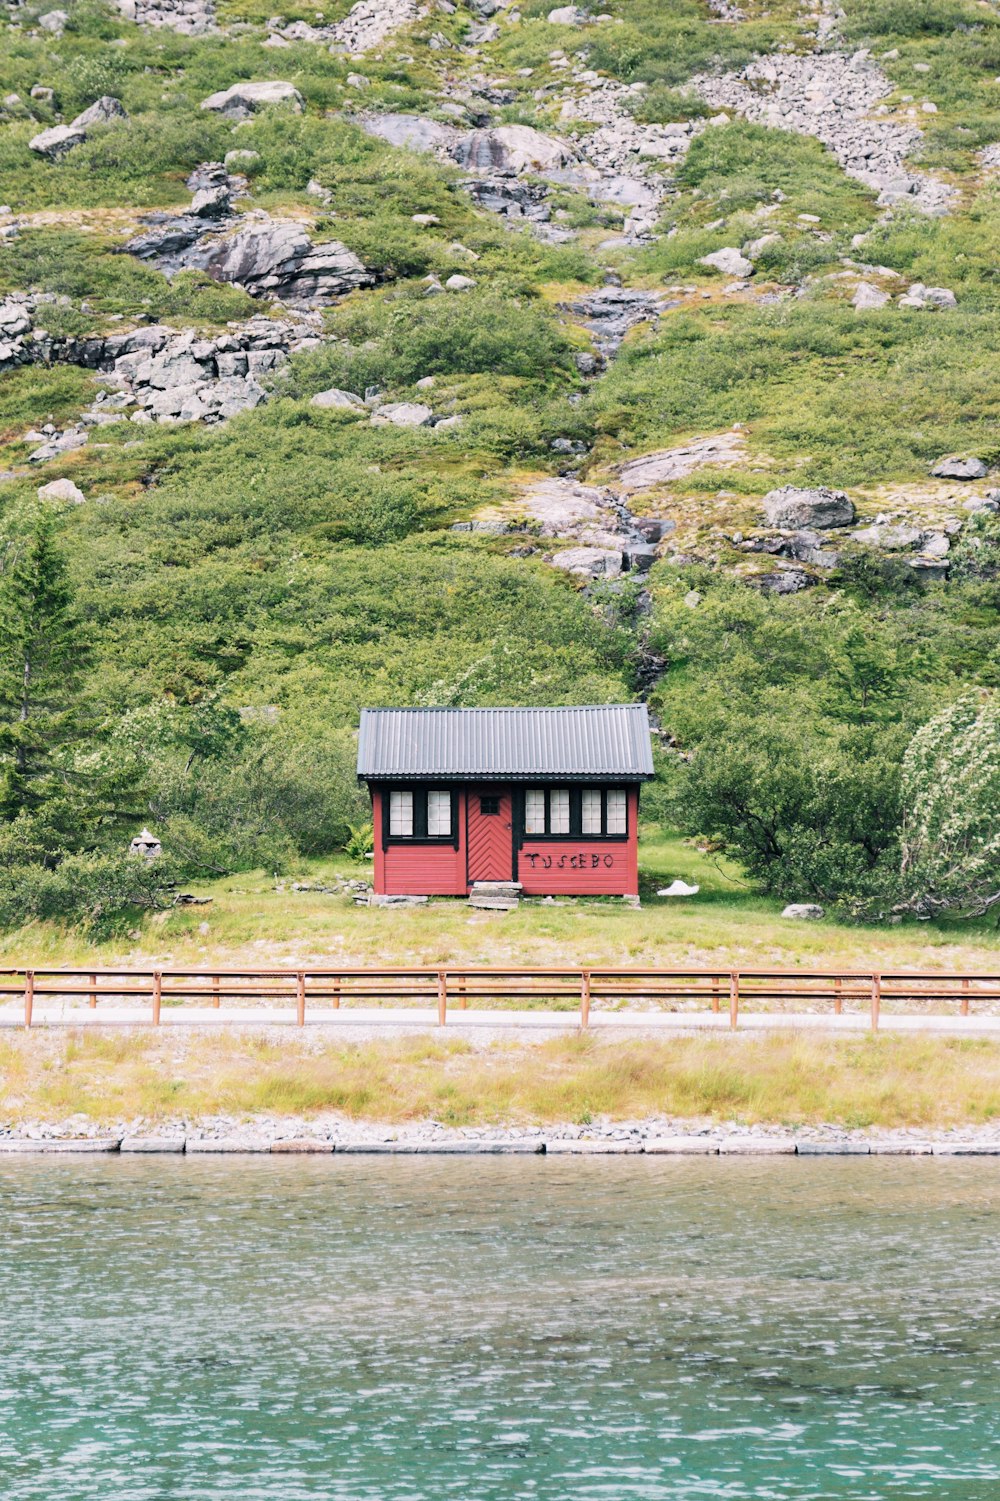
[0,508,87,829]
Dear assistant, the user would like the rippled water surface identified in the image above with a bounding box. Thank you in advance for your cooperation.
[2,1156,1000,1499]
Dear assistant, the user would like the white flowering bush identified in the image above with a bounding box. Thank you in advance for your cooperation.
[899,694,1000,918]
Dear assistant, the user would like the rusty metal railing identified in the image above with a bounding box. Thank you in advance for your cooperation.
[3,966,1000,1031]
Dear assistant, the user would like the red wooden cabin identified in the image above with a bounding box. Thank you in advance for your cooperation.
[357,705,654,898]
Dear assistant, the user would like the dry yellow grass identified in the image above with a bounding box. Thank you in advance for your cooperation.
[4,1029,1000,1129]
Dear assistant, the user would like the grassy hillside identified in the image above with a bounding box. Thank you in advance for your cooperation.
[0,0,999,943]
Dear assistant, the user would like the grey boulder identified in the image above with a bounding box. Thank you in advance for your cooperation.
[37,477,86,503]
[781,903,825,920]
[204,220,371,303]
[932,455,988,480]
[852,281,890,310]
[200,81,304,120]
[71,95,128,129]
[310,387,365,410]
[698,247,753,278]
[370,402,434,427]
[851,523,922,550]
[762,486,855,529]
[29,123,87,158]
[550,546,623,579]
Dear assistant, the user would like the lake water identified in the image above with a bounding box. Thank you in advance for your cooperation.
[1,1156,999,1500]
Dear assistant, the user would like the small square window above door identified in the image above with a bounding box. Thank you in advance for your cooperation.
[480,796,500,816]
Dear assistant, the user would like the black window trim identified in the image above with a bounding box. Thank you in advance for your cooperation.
[515,785,630,843]
[382,785,460,849]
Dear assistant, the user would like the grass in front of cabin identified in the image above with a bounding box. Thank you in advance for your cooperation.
[5,1028,1000,1129]
[2,831,998,976]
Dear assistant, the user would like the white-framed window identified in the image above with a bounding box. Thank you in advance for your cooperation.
[427,789,451,837]
[550,788,570,834]
[389,790,413,837]
[581,788,603,835]
[606,788,627,835]
[525,789,546,835]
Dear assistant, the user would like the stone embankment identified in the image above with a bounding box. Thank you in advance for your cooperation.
[5,1118,1000,1154]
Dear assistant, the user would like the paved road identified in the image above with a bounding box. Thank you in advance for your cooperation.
[2,1004,997,1036]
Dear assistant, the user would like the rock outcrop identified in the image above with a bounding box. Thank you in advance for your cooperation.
[200,81,304,119]
[616,433,748,491]
[123,165,373,307]
[2,298,323,433]
[453,125,577,175]
[761,486,856,529]
[29,95,128,158]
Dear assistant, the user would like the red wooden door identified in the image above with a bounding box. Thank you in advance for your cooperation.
[466,788,513,883]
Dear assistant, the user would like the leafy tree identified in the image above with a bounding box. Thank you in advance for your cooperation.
[897,693,1000,918]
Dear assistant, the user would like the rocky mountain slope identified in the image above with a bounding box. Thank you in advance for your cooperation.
[0,0,999,920]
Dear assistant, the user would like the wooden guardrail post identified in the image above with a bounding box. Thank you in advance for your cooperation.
[580,969,591,1029]
[729,971,739,1031]
[24,970,34,1030]
[437,971,447,1027]
[961,977,970,1017]
[296,972,306,1027]
[212,974,220,1009]
[332,975,341,1010]
[870,972,881,1033]
[152,970,162,1026]
[711,975,720,1014]
[89,973,97,1010]
[834,976,843,1016]
[458,975,467,1010]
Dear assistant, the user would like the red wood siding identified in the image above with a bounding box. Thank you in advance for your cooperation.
[467,788,514,883]
[517,789,639,896]
[370,785,639,897]
[383,843,466,896]
[372,785,466,896]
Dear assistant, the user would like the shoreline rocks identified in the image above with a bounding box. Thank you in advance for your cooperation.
[7,1114,1000,1155]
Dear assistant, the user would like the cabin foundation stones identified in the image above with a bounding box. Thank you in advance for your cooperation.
[469,881,521,911]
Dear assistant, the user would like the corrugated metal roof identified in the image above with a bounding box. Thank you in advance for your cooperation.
[357,705,654,781]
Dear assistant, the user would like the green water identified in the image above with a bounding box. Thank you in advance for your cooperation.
[1,1156,999,1499]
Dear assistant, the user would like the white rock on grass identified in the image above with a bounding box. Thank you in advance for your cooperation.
[310,387,365,410]
[200,81,304,119]
[370,401,434,427]
[781,903,825,920]
[698,247,753,278]
[37,478,85,504]
[852,281,890,310]
[548,4,586,21]
[657,880,700,897]
[444,274,475,290]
